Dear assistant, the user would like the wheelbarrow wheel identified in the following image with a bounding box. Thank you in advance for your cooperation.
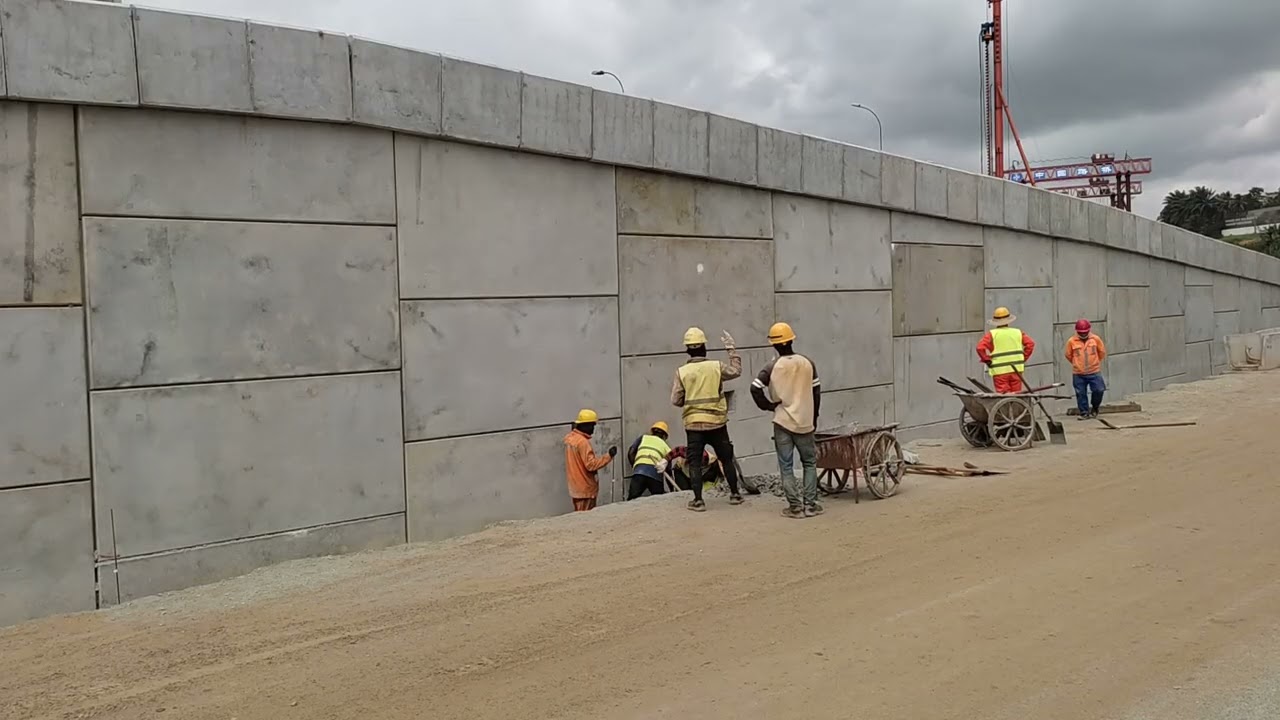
[863,432,905,499]
[958,407,992,448]
[988,396,1035,451]
[818,468,849,495]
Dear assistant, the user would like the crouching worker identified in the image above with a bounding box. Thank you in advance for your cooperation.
[1065,319,1107,418]
[626,421,672,500]
[563,408,616,511]
[667,445,722,492]
[976,306,1036,393]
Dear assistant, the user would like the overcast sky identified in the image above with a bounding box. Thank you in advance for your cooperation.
[145,0,1280,217]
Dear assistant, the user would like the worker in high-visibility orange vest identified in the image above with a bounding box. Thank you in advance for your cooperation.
[975,307,1036,394]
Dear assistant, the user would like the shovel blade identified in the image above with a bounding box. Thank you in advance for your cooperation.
[1047,420,1067,444]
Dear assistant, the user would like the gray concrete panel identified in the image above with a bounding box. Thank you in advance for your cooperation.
[84,218,399,388]
[1003,182,1029,231]
[0,482,94,626]
[0,10,5,95]
[351,38,442,135]
[818,384,895,430]
[1149,260,1186,317]
[621,347,774,462]
[1053,240,1107,323]
[1106,287,1150,353]
[0,307,89,489]
[1184,286,1214,343]
[1147,316,1186,380]
[619,235,773,355]
[893,332,985,428]
[1185,341,1211,381]
[1067,196,1090,241]
[914,162,947,217]
[890,212,982,246]
[402,297,619,439]
[1048,191,1073,238]
[615,169,772,239]
[592,90,653,167]
[1210,310,1239,371]
[406,421,622,542]
[892,244,984,336]
[1106,248,1150,287]
[946,169,978,223]
[247,23,351,121]
[79,108,395,223]
[654,102,709,176]
[1027,187,1052,235]
[801,136,843,199]
[1052,321,1106,387]
[1107,351,1147,398]
[1156,223,1178,261]
[1106,211,1136,252]
[397,138,616,297]
[881,154,916,211]
[0,0,137,104]
[440,57,520,146]
[0,102,80,304]
[977,175,1004,225]
[1238,280,1263,332]
[773,195,890,292]
[983,228,1052,288]
[776,290,893,391]
[843,144,881,206]
[983,288,1054,366]
[757,127,802,192]
[1265,284,1280,308]
[91,372,405,557]
[1264,307,1280,329]
[518,74,591,157]
[709,114,757,185]
[104,515,405,605]
[133,8,251,112]
[1136,217,1159,255]
[1213,273,1241,311]
[1186,265,1215,286]
[1088,202,1108,246]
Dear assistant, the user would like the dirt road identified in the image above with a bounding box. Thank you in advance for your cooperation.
[4,372,1280,720]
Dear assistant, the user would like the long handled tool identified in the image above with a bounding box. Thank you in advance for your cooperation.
[1014,369,1067,445]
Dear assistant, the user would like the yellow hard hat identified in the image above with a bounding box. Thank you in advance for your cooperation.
[990,306,1015,326]
[650,421,669,434]
[683,327,708,346]
[575,408,598,424]
[768,321,796,345]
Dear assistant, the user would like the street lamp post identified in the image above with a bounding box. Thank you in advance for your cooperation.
[850,103,883,151]
[591,70,625,94]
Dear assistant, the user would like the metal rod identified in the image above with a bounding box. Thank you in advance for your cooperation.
[850,103,883,150]
[591,70,625,94]
[110,509,121,605]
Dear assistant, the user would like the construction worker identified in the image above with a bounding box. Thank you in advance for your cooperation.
[751,322,823,519]
[625,421,672,500]
[975,307,1036,394]
[562,409,616,512]
[1064,319,1108,418]
[671,327,744,512]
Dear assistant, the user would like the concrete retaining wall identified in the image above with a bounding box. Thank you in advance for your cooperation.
[4,0,1280,626]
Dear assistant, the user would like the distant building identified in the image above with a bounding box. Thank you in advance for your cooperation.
[1223,207,1280,237]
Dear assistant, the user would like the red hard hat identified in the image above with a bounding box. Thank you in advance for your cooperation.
[1075,319,1092,333]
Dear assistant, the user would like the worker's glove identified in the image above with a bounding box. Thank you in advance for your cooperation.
[720,331,736,350]
[607,446,618,457]
[656,459,669,473]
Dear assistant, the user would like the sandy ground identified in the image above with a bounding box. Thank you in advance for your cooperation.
[4,372,1280,720]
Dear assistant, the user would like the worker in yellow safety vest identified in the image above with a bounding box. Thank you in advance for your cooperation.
[671,327,744,512]
[625,421,672,500]
[975,307,1037,394]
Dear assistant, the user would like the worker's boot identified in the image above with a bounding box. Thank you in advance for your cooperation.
[781,506,804,519]
[804,503,824,518]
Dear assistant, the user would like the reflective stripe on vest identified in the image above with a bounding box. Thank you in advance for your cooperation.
[988,327,1026,376]
[634,434,671,467]
[678,360,728,427]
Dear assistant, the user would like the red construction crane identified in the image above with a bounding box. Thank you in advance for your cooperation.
[979,0,1033,184]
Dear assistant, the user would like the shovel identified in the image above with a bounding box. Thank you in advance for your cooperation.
[1014,369,1066,445]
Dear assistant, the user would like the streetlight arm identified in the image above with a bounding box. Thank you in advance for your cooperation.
[591,70,625,94]
[850,103,883,151]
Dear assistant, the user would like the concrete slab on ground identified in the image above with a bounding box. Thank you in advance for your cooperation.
[78,108,395,223]
[616,168,772,239]
[0,102,80,304]
[440,57,520,146]
[773,195,890,291]
[396,137,617,298]
[83,218,399,388]
[0,0,137,104]
[247,22,351,121]
[518,74,590,158]
[401,297,620,440]
[0,481,94,627]
[91,372,405,557]
[133,7,252,112]
[351,38,442,135]
[0,307,89,489]
[983,228,1052,288]
[892,244,984,336]
[775,290,894,391]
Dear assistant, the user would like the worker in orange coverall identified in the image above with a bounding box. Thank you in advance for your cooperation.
[975,306,1036,394]
[563,408,616,511]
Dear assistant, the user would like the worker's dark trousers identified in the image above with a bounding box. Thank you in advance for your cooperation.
[686,426,740,502]
[1072,373,1106,415]
[626,471,665,500]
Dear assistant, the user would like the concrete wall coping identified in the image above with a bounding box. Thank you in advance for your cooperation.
[2,0,1278,287]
